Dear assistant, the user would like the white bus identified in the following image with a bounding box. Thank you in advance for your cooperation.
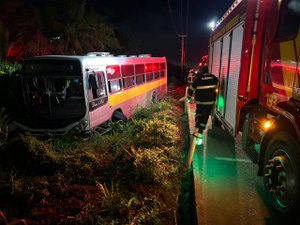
[13,53,167,135]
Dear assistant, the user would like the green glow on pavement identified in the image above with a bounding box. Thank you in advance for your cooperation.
[195,134,203,145]
[196,138,203,145]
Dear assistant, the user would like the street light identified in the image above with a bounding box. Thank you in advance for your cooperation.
[208,20,216,31]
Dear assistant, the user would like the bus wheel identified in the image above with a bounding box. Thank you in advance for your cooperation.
[112,111,127,122]
[263,131,300,220]
[151,91,157,103]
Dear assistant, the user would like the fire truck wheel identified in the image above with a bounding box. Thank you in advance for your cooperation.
[112,111,127,122]
[263,131,300,219]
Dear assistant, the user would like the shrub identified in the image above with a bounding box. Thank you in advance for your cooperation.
[133,118,180,148]
[0,96,185,225]
[78,181,163,225]
[0,61,21,75]
[1,136,61,175]
[126,146,181,187]
[0,210,28,225]
[132,97,174,121]
[9,175,51,207]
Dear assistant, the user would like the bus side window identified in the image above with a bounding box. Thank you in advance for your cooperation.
[89,71,107,99]
[108,79,122,93]
[160,63,166,77]
[89,73,98,99]
[121,64,135,89]
[145,63,153,82]
[135,64,145,85]
[95,72,107,98]
[154,63,160,79]
[106,65,122,94]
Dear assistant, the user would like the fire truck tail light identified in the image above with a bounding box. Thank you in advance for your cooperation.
[263,120,273,130]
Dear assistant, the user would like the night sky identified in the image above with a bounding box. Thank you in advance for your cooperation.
[29,0,234,68]
[86,0,233,68]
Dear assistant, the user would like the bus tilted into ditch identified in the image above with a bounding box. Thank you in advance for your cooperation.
[10,52,167,136]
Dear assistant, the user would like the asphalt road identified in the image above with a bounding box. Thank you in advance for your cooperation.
[193,120,287,225]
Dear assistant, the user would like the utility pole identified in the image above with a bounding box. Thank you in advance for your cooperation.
[179,34,187,81]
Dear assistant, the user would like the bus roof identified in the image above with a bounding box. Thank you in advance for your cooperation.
[25,54,167,66]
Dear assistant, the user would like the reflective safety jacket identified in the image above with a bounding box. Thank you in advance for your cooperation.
[187,72,218,105]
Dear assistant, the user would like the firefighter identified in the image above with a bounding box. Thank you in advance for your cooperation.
[187,65,218,137]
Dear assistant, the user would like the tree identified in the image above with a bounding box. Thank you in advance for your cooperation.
[0,0,53,60]
[0,0,121,60]
[0,23,8,60]
[44,0,121,55]
[0,0,23,60]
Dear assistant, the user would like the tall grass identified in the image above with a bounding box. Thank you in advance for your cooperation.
[0,96,186,225]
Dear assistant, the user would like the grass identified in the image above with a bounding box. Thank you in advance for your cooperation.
[0,96,187,225]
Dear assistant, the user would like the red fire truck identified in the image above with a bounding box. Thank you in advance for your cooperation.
[209,0,300,219]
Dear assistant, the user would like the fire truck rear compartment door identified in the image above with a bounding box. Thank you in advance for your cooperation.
[211,40,221,79]
[218,33,231,117]
[224,24,244,133]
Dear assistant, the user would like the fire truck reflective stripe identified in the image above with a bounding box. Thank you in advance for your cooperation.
[189,86,196,91]
[195,101,215,105]
[196,85,217,89]
[108,78,167,107]
[272,82,293,92]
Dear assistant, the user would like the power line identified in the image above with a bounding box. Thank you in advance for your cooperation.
[179,0,189,76]
[184,0,190,65]
[180,0,183,34]
[167,0,179,36]
[166,0,190,75]
[186,0,190,36]
[166,0,190,37]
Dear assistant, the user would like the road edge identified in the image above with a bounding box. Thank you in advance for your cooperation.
[187,101,205,225]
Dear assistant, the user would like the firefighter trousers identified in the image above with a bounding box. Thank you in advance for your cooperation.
[195,104,213,134]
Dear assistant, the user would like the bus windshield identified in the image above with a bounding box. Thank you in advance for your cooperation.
[21,74,86,129]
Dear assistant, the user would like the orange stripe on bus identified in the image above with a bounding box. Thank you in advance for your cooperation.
[108,77,167,107]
